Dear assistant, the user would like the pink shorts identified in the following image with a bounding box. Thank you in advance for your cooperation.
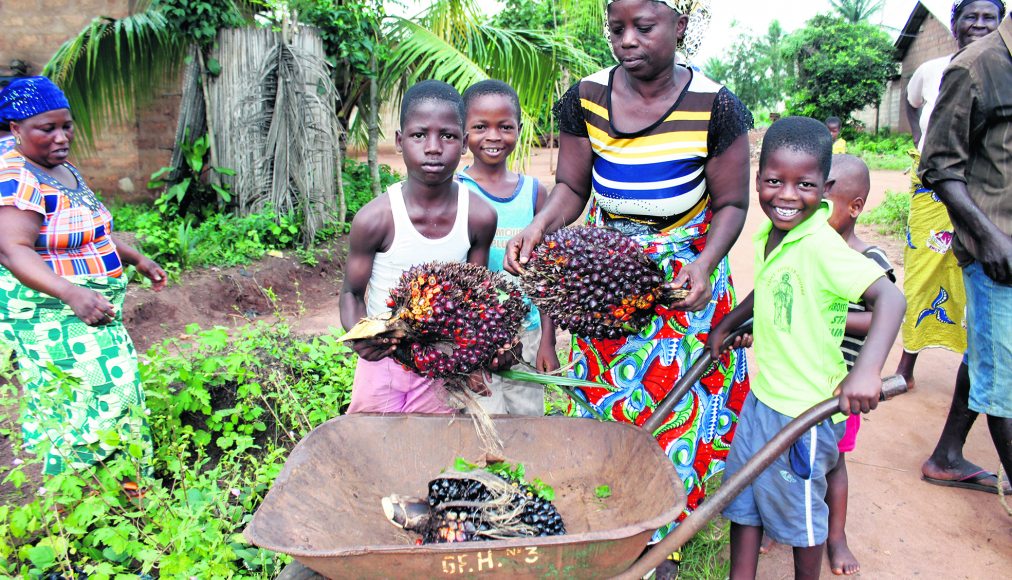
[347,356,454,414]
[837,414,861,453]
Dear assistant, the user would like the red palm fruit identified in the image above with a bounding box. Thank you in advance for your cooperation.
[387,262,529,379]
[518,226,688,339]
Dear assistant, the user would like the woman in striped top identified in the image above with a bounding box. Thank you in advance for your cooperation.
[505,0,752,545]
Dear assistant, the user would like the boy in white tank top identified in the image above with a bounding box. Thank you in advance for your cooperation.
[339,80,498,413]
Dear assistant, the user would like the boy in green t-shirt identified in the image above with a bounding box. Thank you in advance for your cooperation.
[709,116,905,579]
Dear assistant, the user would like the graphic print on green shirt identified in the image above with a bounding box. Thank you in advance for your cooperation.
[773,271,794,331]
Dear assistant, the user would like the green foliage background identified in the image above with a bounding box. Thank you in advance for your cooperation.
[0,322,357,578]
[703,21,793,115]
[783,14,897,121]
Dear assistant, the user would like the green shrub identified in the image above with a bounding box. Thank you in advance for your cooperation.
[111,205,303,280]
[860,189,911,238]
[846,130,915,171]
[342,158,399,219]
[0,322,357,578]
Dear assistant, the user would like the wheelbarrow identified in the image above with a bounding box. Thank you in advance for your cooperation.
[245,322,907,578]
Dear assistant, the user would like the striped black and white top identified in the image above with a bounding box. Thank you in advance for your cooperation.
[842,246,896,369]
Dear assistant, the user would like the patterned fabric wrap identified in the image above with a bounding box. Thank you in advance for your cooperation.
[903,150,967,353]
[0,267,151,475]
[605,0,712,58]
[566,201,749,541]
[0,136,14,156]
[0,150,123,277]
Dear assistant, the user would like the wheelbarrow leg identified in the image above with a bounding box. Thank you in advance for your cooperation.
[614,375,907,580]
[277,561,326,580]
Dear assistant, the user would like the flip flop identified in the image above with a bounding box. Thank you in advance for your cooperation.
[922,470,1009,495]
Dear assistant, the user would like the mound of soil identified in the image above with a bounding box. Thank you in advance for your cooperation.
[123,240,346,352]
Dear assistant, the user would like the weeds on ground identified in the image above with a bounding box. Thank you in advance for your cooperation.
[342,158,400,219]
[112,206,303,281]
[846,130,914,171]
[0,322,357,578]
[679,476,731,579]
[859,189,910,238]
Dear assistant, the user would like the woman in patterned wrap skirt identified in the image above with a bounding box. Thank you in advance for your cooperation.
[504,0,751,546]
[0,77,166,476]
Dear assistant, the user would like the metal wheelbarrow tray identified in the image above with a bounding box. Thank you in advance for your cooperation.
[244,414,687,579]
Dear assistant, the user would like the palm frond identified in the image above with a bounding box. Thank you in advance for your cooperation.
[42,11,184,152]
[558,0,606,37]
[224,27,340,243]
[381,15,596,168]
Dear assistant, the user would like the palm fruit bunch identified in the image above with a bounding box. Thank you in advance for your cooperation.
[422,469,566,544]
[518,226,688,339]
[385,262,528,379]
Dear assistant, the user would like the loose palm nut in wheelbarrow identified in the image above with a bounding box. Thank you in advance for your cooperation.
[384,468,566,545]
[343,262,529,380]
[519,226,689,339]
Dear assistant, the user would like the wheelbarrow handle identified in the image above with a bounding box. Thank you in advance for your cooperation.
[615,374,908,580]
[641,318,754,434]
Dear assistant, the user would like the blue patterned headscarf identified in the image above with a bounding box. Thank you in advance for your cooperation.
[0,76,71,124]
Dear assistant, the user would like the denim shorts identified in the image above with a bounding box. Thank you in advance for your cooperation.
[963,261,1012,418]
[721,393,845,547]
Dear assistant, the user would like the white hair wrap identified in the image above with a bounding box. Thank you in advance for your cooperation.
[606,0,712,58]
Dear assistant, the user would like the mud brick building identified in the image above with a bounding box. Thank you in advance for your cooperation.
[0,0,179,201]
[855,0,957,133]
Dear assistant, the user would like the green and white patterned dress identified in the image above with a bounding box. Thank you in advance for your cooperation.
[0,150,151,475]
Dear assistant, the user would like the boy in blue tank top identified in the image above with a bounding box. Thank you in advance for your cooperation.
[458,80,559,416]
[340,80,498,413]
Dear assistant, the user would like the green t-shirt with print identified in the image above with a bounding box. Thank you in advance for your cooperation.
[751,202,886,422]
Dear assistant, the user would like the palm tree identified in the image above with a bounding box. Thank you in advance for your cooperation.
[381,0,596,167]
[42,10,185,151]
[830,0,885,23]
[42,0,256,150]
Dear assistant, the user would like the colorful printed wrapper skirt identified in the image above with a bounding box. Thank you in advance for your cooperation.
[903,150,966,354]
[567,203,750,541]
[0,267,152,475]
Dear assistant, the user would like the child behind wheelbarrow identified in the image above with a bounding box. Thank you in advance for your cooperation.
[456,79,559,416]
[339,80,498,413]
[757,153,898,576]
[708,117,905,579]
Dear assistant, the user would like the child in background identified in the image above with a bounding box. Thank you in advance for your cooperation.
[826,116,847,154]
[457,80,559,415]
[340,80,498,414]
[709,117,904,579]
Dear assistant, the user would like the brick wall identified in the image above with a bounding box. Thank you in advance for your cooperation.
[1,0,178,202]
[858,14,957,133]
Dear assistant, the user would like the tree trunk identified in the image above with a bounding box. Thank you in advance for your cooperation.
[195,49,220,187]
[368,51,381,198]
[334,69,348,226]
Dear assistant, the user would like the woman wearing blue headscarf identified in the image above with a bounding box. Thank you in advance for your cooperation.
[0,76,165,477]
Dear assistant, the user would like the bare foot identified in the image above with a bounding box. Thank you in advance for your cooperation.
[828,537,860,575]
[901,374,916,391]
[895,353,917,391]
[759,534,775,554]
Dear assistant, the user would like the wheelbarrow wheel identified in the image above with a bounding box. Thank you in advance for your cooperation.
[277,561,326,580]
